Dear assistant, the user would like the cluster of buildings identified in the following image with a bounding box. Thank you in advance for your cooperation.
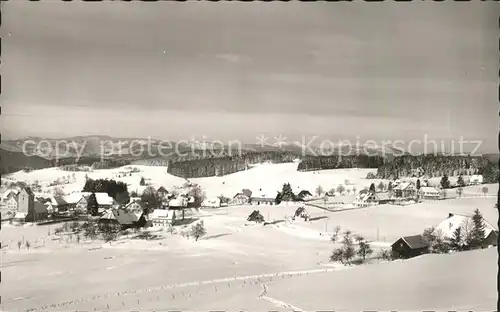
[391,212,498,259]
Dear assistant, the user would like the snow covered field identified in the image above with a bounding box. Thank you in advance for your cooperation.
[1,163,497,311]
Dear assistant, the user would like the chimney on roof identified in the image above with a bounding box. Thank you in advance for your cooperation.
[448,213,454,218]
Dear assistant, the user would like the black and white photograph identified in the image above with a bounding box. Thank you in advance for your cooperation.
[0,1,498,311]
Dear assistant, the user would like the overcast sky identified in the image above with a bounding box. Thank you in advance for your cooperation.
[1,2,497,152]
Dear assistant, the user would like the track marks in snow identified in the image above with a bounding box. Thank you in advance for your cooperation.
[23,268,338,312]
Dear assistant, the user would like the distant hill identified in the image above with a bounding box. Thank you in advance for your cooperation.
[0,143,53,174]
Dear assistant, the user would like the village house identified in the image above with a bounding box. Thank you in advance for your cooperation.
[49,196,70,213]
[375,192,394,205]
[125,197,143,213]
[1,191,18,211]
[99,208,141,229]
[418,186,442,200]
[435,212,498,248]
[150,209,178,227]
[296,190,313,201]
[469,175,483,185]
[393,182,417,199]
[15,188,48,222]
[231,192,250,205]
[74,195,89,214]
[250,197,276,206]
[391,235,430,259]
[353,192,374,207]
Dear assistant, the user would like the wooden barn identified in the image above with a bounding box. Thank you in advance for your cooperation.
[391,235,430,259]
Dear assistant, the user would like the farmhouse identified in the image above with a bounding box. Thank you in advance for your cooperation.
[293,207,310,221]
[150,209,177,227]
[435,212,498,248]
[74,195,89,214]
[469,175,483,185]
[375,192,394,205]
[419,186,442,200]
[125,198,143,213]
[250,197,276,205]
[99,208,140,229]
[50,196,70,213]
[231,193,250,205]
[1,192,18,210]
[391,235,429,259]
[296,190,313,201]
[393,182,416,199]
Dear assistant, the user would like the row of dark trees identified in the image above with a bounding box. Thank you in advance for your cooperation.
[275,183,313,204]
[90,159,132,170]
[82,178,130,206]
[375,155,491,179]
[168,151,299,178]
[297,155,385,172]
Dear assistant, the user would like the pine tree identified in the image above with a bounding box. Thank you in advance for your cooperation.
[457,175,465,187]
[470,209,486,249]
[280,183,295,201]
[440,174,450,189]
[449,227,463,251]
[369,183,376,194]
[191,221,206,241]
[140,177,146,186]
[315,185,324,197]
[416,179,421,190]
[87,192,99,216]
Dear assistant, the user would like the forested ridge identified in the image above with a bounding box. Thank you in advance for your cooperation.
[167,151,299,178]
[375,154,491,179]
[297,155,385,172]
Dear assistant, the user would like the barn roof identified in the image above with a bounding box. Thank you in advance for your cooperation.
[52,196,69,206]
[393,235,429,250]
[420,186,441,193]
[394,182,413,191]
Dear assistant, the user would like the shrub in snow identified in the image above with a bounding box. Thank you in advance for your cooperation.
[191,221,207,242]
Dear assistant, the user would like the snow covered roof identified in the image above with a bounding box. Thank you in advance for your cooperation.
[51,196,68,206]
[394,182,413,191]
[435,213,497,240]
[100,208,139,225]
[63,193,84,205]
[94,193,114,206]
[2,189,19,201]
[150,209,176,220]
[420,187,441,194]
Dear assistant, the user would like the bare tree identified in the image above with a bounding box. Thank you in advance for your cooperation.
[331,226,341,243]
[315,185,324,197]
